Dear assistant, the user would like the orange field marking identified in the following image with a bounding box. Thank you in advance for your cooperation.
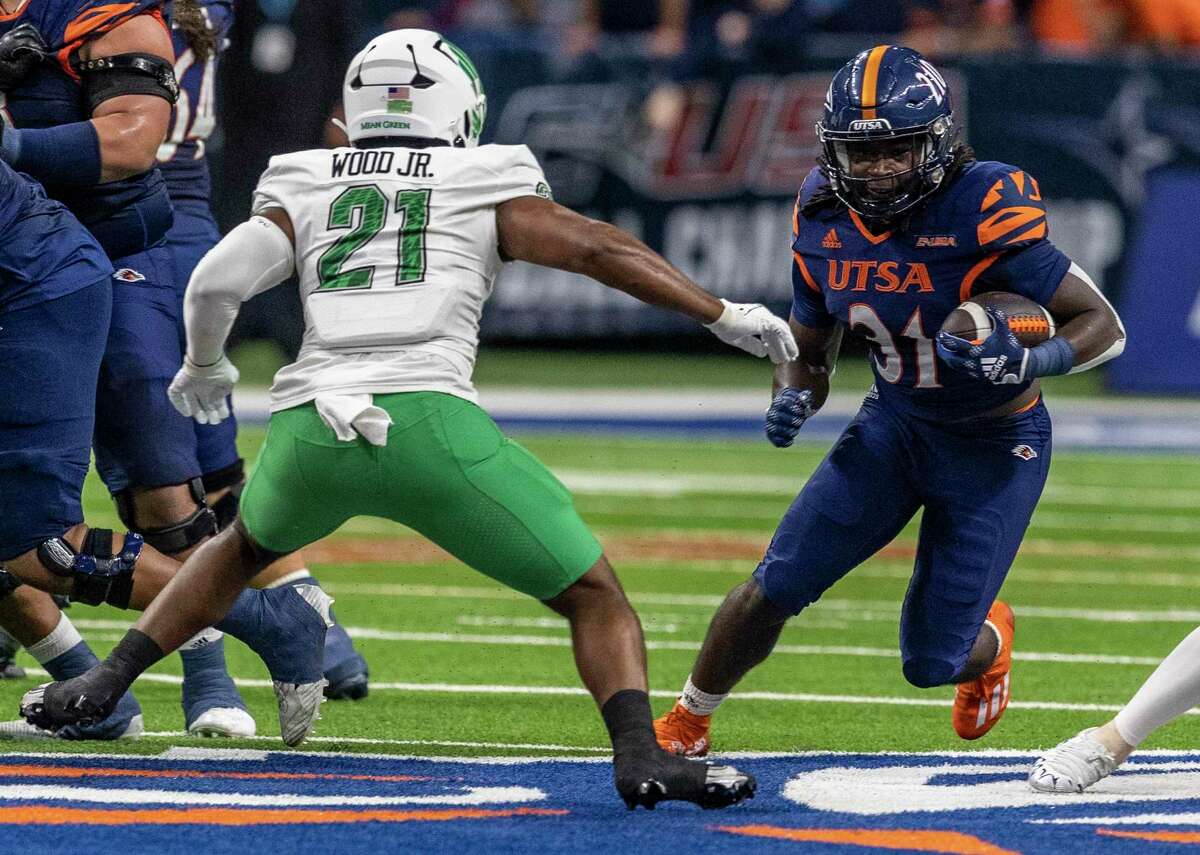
[0,764,429,783]
[716,825,1017,854]
[0,806,568,826]
[1099,829,1200,844]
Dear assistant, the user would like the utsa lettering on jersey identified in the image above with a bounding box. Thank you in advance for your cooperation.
[655,45,1126,756]
[27,28,800,809]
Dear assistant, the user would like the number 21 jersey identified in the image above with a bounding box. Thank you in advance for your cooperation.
[250,143,550,411]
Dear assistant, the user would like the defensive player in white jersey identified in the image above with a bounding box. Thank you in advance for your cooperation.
[22,29,797,807]
[1029,627,1200,792]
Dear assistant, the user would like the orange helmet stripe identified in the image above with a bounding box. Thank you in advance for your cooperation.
[860,45,891,120]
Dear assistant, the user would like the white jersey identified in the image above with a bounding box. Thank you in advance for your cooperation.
[251,143,550,411]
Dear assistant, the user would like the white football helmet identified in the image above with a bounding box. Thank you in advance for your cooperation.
[342,29,487,148]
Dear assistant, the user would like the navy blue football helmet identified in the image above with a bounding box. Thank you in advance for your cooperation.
[817,45,957,220]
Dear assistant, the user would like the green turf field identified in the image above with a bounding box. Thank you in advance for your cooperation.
[1,418,1196,760]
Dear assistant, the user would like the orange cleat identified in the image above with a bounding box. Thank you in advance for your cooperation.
[653,701,712,757]
[953,600,1015,740]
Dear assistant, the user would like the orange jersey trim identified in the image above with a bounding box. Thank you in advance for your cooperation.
[56,4,165,80]
[793,252,821,294]
[1011,394,1042,415]
[860,45,890,120]
[959,252,1003,302]
[977,205,1045,247]
[0,0,31,22]
[849,209,892,245]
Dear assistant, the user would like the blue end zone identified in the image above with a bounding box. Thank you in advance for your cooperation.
[2,749,1198,853]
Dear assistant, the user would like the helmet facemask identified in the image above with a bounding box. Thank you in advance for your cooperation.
[818,115,956,220]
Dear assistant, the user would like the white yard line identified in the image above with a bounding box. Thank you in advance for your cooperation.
[312,584,1200,624]
[23,668,1164,715]
[554,470,1200,510]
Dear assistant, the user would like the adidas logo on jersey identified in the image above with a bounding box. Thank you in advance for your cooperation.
[821,228,843,249]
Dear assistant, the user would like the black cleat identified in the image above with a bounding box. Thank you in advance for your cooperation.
[619,755,756,811]
[19,669,126,733]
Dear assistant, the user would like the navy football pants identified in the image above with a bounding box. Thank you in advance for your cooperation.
[0,280,110,560]
[753,394,1052,687]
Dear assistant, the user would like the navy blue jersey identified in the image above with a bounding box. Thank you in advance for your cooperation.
[157,0,231,203]
[0,159,111,312]
[0,0,172,254]
[791,160,1071,421]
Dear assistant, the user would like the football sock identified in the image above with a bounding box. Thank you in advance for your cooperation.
[179,627,224,652]
[601,689,658,757]
[1113,626,1200,747]
[261,569,313,589]
[27,613,85,674]
[102,629,167,688]
[679,675,728,716]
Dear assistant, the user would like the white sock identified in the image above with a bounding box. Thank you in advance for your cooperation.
[679,675,729,717]
[262,569,312,589]
[1114,626,1200,747]
[26,613,83,665]
[179,627,224,652]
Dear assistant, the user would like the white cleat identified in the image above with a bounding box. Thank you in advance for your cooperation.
[1029,727,1121,793]
[0,714,144,740]
[188,707,257,738]
[274,679,327,747]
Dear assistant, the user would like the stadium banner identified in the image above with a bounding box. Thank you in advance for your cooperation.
[470,58,1200,381]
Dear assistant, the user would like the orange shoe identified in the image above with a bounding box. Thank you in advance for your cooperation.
[952,600,1015,740]
[653,701,711,757]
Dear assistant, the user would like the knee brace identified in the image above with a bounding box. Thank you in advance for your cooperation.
[0,568,21,600]
[115,477,217,554]
[202,460,245,531]
[37,529,142,608]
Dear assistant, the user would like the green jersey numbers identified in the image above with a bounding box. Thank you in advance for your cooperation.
[316,185,432,291]
[395,189,431,284]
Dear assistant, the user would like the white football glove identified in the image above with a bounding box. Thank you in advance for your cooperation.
[168,356,239,425]
[705,299,799,364]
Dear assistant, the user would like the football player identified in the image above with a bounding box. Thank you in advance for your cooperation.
[1029,627,1200,792]
[0,155,330,748]
[654,45,1126,756]
[158,0,370,715]
[20,29,797,807]
[0,0,281,738]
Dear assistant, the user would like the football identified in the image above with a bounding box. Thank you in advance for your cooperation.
[941,291,1056,347]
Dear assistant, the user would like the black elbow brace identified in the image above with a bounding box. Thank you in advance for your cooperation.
[75,52,179,112]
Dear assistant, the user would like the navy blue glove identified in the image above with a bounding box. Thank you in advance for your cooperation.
[936,308,1029,385]
[765,387,815,448]
[0,23,46,92]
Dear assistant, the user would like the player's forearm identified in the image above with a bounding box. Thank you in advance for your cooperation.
[773,361,830,407]
[1048,263,1126,374]
[575,221,723,324]
[185,217,296,365]
[772,321,841,404]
